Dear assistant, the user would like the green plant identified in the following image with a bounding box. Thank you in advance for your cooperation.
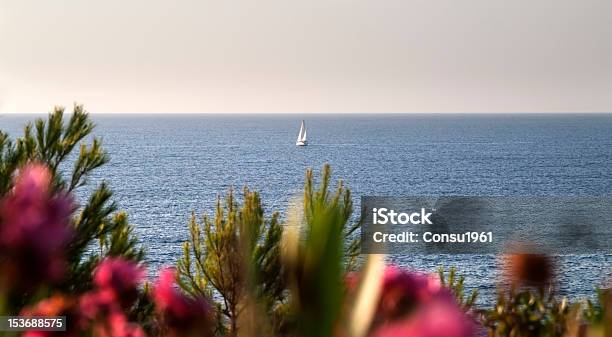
[584,288,607,324]
[438,266,478,312]
[177,188,285,336]
[282,164,354,337]
[580,289,611,337]
[482,287,575,337]
[0,105,144,309]
[176,164,360,337]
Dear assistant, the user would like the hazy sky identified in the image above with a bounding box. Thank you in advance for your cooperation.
[1,0,611,113]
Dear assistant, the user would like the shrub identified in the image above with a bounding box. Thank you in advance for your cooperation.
[177,188,285,336]
[282,164,354,337]
[0,106,144,314]
[482,287,575,337]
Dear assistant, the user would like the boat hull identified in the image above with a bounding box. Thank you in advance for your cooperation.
[296,141,307,146]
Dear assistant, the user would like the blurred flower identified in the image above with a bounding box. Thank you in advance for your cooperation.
[503,253,554,287]
[9,182,146,337]
[93,257,145,308]
[374,266,452,321]
[91,311,146,337]
[371,299,476,337]
[79,287,147,337]
[80,288,120,321]
[21,295,83,337]
[0,163,74,290]
[79,258,147,336]
[348,265,476,337]
[153,268,214,337]
[80,259,143,324]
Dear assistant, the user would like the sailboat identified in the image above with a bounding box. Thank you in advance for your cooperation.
[296,120,308,146]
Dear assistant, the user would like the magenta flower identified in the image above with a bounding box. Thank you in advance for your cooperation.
[93,257,145,308]
[91,311,146,337]
[153,268,214,337]
[0,163,74,290]
[349,265,476,337]
[81,258,145,321]
[371,299,476,337]
[78,258,147,336]
[376,266,452,321]
[79,288,119,321]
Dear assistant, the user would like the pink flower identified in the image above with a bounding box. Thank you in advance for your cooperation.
[93,258,145,308]
[78,289,147,337]
[349,266,476,337]
[376,266,452,321]
[80,258,145,322]
[153,268,214,337]
[0,163,74,290]
[371,299,476,337]
[79,288,118,320]
[91,311,146,337]
[106,312,146,337]
[78,258,148,336]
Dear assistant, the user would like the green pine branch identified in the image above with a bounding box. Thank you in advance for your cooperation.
[0,105,144,300]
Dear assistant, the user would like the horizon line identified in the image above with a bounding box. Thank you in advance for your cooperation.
[2,111,612,115]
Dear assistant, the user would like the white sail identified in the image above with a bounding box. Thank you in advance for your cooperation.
[296,120,307,146]
[297,121,304,141]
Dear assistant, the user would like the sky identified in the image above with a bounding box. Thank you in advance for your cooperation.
[0,0,611,113]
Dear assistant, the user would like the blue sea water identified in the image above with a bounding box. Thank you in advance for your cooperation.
[1,113,611,305]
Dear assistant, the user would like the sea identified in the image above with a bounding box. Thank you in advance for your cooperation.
[1,113,611,306]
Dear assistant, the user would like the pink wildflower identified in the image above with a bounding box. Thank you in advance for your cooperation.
[349,265,476,337]
[0,163,74,290]
[377,266,452,321]
[91,311,146,337]
[371,299,476,337]
[79,288,119,320]
[153,268,214,337]
[93,258,145,308]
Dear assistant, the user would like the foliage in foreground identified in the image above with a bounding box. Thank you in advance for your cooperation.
[0,106,143,313]
[284,164,355,337]
[438,267,478,312]
[482,287,574,337]
[177,188,285,336]
[176,164,359,336]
